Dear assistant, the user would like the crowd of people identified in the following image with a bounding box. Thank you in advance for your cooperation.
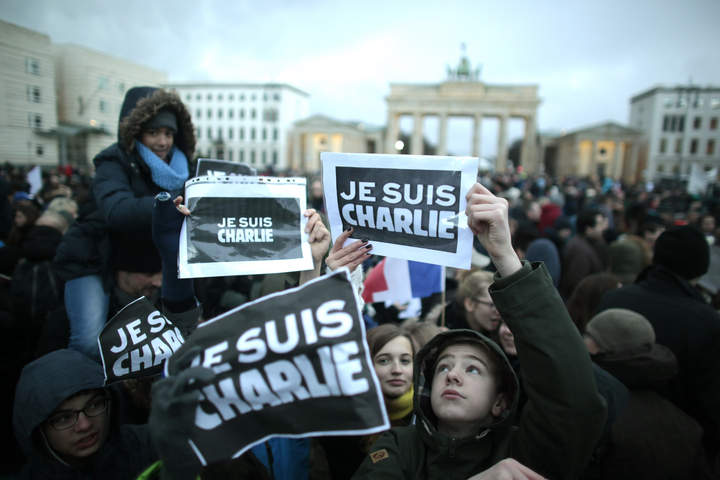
[1,86,719,479]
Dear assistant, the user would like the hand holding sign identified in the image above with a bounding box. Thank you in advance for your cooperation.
[465,183,522,277]
[150,346,215,480]
[326,227,372,273]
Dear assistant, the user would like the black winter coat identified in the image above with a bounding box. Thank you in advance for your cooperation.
[53,87,195,286]
[597,264,720,456]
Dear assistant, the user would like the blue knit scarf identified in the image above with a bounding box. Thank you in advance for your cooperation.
[135,140,189,191]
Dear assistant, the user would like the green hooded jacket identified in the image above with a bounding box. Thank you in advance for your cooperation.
[352,262,607,480]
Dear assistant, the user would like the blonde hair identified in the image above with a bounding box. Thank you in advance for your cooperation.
[456,270,495,307]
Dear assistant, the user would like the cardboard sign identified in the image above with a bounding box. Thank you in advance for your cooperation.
[179,176,313,278]
[164,269,389,466]
[322,153,478,269]
[98,297,185,384]
[195,158,256,178]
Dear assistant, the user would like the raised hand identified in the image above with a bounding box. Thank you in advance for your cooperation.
[465,183,521,277]
[326,227,372,273]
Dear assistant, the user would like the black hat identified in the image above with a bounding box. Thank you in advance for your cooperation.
[111,231,161,273]
[653,226,710,280]
[144,108,177,133]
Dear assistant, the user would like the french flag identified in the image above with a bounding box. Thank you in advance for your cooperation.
[362,258,444,305]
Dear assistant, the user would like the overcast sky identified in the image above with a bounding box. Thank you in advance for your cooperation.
[2,0,719,155]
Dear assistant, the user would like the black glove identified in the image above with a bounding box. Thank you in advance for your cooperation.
[149,346,214,480]
[152,192,194,311]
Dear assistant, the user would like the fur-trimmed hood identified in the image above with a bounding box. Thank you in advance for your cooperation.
[117,87,195,160]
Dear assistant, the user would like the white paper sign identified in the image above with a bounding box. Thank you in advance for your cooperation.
[179,176,313,278]
[322,153,478,269]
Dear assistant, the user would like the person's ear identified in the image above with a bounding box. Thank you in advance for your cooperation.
[491,393,507,417]
[464,297,475,313]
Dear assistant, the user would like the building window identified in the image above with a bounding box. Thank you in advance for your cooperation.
[273,93,280,101]
[678,116,685,132]
[664,97,674,108]
[228,149,233,161]
[263,93,268,101]
[118,82,125,94]
[240,94,245,101]
[196,109,201,119]
[228,128,233,139]
[207,109,212,119]
[251,94,256,101]
[251,109,256,119]
[251,128,256,140]
[99,99,107,113]
[690,138,698,154]
[273,128,278,141]
[659,138,667,153]
[28,113,42,128]
[27,85,41,103]
[675,139,683,154]
[711,117,718,130]
[676,96,687,108]
[272,150,278,164]
[693,117,702,129]
[262,128,267,140]
[98,77,109,90]
[186,94,191,101]
[239,128,245,140]
[240,150,245,162]
[207,127,212,139]
[36,144,44,156]
[196,93,202,101]
[250,150,256,164]
[262,151,267,164]
[218,94,223,101]
[196,128,201,139]
[263,108,278,122]
[229,94,234,101]
[662,116,669,131]
[217,128,223,139]
[708,140,716,156]
[207,93,213,101]
[712,97,720,109]
[229,109,234,119]
[218,109,223,119]
[240,109,245,119]
[25,57,40,75]
[658,164,665,173]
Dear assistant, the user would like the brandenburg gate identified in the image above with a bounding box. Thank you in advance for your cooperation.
[385,55,541,173]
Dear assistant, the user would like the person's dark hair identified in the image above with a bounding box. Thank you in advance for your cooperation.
[566,273,621,333]
[653,226,710,280]
[366,324,415,358]
[576,207,602,236]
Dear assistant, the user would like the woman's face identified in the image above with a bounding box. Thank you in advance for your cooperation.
[373,336,413,399]
[498,322,517,357]
[464,288,502,334]
[140,127,174,161]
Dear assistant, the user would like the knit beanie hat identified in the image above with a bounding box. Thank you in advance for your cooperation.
[111,231,161,274]
[144,108,177,132]
[585,308,655,354]
[652,225,710,280]
[609,240,645,284]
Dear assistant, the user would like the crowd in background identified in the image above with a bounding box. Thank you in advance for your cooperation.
[1,86,720,479]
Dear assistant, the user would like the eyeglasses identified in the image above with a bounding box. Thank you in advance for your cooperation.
[46,396,109,431]
[473,298,497,310]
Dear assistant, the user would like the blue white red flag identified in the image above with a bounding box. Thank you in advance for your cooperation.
[362,258,443,305]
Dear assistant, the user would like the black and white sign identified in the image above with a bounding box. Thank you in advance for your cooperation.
[164,269,388,466]
[98,297,185,384]
[322,153,478,269]
[179,176,313,278]
[195,158,256,178]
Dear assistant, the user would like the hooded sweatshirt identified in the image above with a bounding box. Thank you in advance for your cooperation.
[12,349,156,479]
[352,262,607,480]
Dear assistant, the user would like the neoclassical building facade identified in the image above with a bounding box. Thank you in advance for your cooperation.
[384,57,541,172]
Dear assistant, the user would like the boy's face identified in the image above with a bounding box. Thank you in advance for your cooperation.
[430,343,505,436]
[42,390,111,462]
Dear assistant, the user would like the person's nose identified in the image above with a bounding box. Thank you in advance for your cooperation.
[390,360,402,375]
[74,411,92,432]
[446,367,461,384]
